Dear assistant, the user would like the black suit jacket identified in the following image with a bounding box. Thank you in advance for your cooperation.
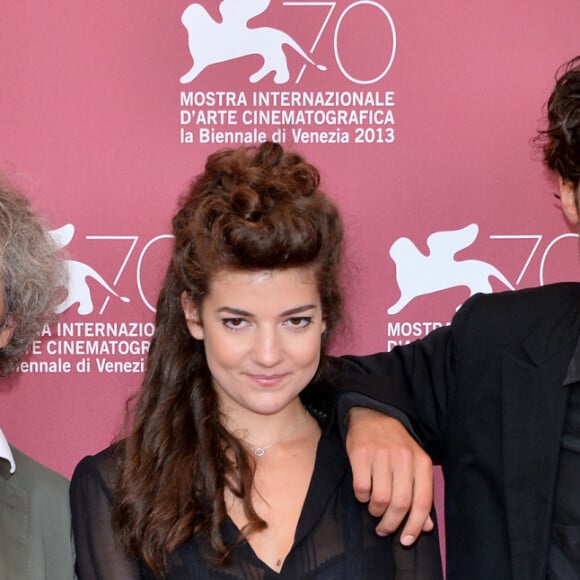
[309,282,580,580]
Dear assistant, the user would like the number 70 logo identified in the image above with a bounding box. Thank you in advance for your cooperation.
[285,1,397,84]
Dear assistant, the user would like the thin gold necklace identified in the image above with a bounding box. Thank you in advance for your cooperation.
[249,409,310,457]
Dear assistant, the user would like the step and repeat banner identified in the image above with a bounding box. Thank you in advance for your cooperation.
[1,1,580,496]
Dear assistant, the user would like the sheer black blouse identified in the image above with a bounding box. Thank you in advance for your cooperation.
[70,430,442,579]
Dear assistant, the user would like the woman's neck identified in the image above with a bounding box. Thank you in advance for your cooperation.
[221,398,313,456]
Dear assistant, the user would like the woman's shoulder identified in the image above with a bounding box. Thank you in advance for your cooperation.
[71,441,124,498]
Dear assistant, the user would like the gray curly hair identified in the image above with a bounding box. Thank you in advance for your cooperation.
[0,175,65,376]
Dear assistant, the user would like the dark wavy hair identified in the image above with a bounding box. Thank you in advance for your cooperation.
[113,142,343,577]
[536,55,580,186]
[0,176,64,376]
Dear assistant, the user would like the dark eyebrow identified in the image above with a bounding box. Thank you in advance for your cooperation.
[281,304,317,317]
[215,305,317,317]
[216,307,253,316]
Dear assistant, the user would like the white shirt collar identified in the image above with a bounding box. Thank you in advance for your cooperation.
[0,427,16,474]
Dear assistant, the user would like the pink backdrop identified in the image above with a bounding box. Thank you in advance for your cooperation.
[2,2,580,560]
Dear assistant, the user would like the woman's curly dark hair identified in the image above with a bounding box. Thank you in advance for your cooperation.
[536,55,580,186]
[113,142,344,577]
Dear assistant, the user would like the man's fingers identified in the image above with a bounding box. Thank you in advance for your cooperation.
[399,455,434,545]
[366,449,393,517]
[345,408,435,543]
[374,449,413,535]
[349,447,373,503]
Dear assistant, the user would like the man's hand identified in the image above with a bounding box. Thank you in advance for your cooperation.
[346,407,434,545]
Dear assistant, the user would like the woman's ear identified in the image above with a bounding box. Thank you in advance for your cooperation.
[181,291,204,340]
[559,176,580,225]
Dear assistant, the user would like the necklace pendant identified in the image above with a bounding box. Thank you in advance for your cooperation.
[254,447,266,457]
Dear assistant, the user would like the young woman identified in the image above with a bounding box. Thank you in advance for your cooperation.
[70,141,442,579]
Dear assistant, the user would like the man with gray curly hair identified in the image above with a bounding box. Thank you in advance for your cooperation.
[0,175,75,579]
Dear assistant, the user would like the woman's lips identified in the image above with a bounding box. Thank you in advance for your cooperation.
[246,373,289,387]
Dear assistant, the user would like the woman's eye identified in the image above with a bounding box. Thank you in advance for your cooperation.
[285,317,312,329]
[223,318,248,329]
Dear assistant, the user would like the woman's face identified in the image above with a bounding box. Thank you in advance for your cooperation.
[182,266,326,419]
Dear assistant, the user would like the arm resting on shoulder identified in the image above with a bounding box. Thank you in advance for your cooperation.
[303,324,458,543]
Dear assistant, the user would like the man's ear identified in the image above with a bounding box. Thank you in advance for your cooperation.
[0,320,14,349]
[181,292,204,340]
[559,176,580,225]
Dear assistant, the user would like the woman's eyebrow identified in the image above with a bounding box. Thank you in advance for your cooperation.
[280,304,317,316]
[216,306,253,316]
[215,304,317,316]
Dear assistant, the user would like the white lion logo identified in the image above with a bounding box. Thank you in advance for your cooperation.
[49,224,130,316]
[180,0,326,84]
[388,223,514,315]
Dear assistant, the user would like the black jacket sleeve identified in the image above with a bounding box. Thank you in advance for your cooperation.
[302,297,469,463]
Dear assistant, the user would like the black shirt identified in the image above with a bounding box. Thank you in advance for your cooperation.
[70,429,442,579]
